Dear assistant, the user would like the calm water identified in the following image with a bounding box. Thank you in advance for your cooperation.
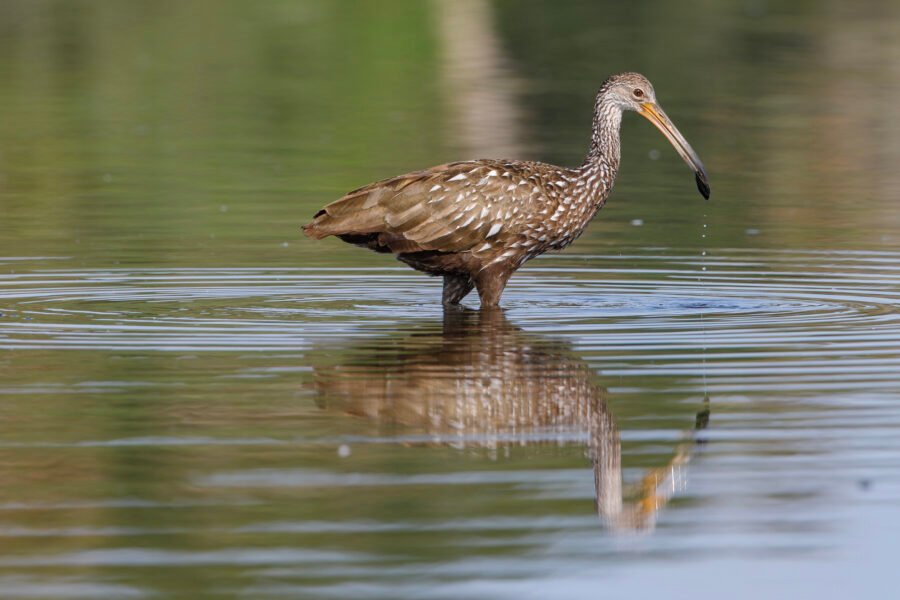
[2,1,900,599]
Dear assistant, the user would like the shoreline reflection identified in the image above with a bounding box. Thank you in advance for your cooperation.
[312,308,708,531]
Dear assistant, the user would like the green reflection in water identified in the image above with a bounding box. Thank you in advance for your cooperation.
[2,1,898,274]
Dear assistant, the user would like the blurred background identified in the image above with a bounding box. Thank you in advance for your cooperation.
[1,1,900,599]
[2,0,899,265]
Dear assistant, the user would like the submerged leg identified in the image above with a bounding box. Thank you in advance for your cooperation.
[442,274,475,306]
[474,263,513,308]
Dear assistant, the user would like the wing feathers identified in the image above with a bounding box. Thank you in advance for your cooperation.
[303,160,541,255]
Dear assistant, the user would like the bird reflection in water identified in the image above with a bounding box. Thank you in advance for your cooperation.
[312,309,709,531]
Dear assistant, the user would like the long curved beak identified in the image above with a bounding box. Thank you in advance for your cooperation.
[638,102,710,199]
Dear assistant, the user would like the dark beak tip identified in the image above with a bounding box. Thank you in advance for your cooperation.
[695,172,711,200]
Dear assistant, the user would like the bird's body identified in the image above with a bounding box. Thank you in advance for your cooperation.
[304,73,709,307]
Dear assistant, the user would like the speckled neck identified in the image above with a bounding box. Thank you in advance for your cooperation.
[584,94,623,168]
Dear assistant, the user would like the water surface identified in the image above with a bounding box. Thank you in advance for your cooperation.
[1,1,900,599]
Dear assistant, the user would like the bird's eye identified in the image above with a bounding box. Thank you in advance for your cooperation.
[633,88,645,99]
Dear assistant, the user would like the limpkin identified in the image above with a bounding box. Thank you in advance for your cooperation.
[303,72,709,307]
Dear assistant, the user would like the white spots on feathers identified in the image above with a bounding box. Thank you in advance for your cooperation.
[383,159,617,263]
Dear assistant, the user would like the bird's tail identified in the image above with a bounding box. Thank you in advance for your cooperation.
[301,210,332,240]
[302,191,386,240]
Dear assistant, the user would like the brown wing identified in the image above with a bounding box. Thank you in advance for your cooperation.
[302,160,557,256]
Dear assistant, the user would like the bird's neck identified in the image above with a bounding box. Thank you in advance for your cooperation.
[571,98,621,208]
[583,97,623,170]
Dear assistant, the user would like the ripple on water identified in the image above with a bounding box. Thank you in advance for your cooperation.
[0,250,898,392]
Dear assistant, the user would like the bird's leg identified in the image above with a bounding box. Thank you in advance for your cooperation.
[442,274,475,306]
[474,263,513,308]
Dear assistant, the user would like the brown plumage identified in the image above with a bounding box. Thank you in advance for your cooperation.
[303,72,710,308]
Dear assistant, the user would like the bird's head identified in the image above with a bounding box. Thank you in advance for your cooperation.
[600,72,710,199]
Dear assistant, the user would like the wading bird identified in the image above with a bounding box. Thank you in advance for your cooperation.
[303,72,709,308]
